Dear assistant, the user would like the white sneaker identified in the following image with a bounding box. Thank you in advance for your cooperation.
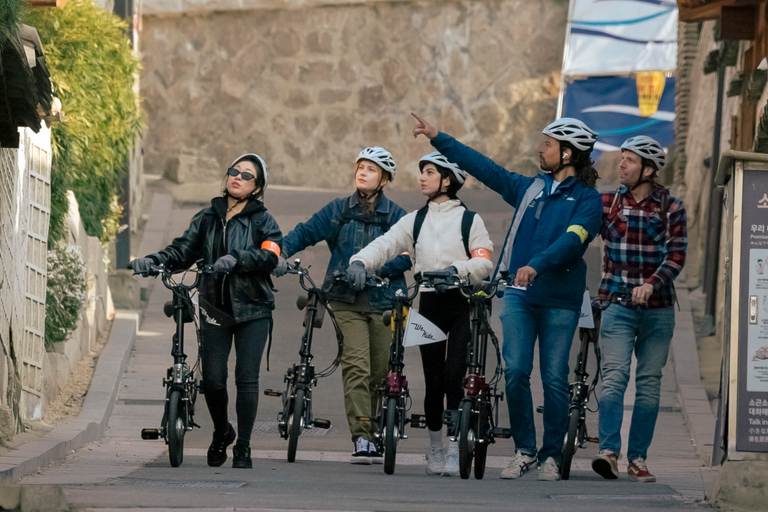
[350,437,371,465]
[500,452,537,479]
[442,442,459,477]
[538,457,561,481]
[425,443,445,475]
[368,440,383,464]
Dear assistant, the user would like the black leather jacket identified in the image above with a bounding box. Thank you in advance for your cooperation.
[149,196,282,323]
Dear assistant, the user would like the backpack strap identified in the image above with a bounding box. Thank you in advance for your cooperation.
[411,205,429,253]
[412,204,474,259]
[461,210,476,258]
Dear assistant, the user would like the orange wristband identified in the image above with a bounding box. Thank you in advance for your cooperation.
[261,241,281,257]
[470,248,491,260]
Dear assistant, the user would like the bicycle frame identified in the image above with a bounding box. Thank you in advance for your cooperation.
[265,260,339,462]
[139,265,203,468]
[373,278,422,475]
[560,290,633,479]
[445,276,506,480]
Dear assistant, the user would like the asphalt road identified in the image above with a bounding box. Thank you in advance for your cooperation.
[17,186,713,511]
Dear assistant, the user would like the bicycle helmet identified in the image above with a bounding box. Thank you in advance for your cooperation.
[230,153,269,191]
[356,147,397,181]
[620,136,666,170]
[542,118,598,152]
[419,151,468,185]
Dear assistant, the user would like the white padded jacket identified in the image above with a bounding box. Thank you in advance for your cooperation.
[350,199,493,284]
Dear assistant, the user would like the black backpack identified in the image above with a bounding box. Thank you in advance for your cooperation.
[411,204,476,258]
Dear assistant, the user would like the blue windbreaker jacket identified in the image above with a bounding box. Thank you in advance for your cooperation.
[432,132,602,311]
[282,192,411,312]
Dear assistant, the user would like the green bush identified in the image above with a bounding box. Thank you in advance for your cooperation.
[23,0,144,245]
[45,243,87,348]
[0,0,23,44]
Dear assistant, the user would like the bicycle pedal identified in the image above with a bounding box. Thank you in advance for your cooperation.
[492,427,513,439]
[263,389,282,397]
[141,428,161,440]
[313,418,332,429]
[409,414,427,429]
[586,436,599,443]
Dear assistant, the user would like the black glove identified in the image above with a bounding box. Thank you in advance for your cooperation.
[128,257,154,277]
[273,255,289,277]
[435,266,458,294]
[213,254,237,273]
[346,261,367,291]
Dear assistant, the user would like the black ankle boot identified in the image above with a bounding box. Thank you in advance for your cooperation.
[207,424,236,467]
[232,444,252,469]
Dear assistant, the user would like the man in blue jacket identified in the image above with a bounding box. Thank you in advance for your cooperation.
[413,113,603,481]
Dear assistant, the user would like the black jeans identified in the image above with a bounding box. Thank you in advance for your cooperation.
[200,317,270,446]
[418,289,471,431]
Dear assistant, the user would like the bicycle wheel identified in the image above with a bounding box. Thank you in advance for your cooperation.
[560,408,581,480]
[383,397,398,475]
[287,388,305,463]
[473,403,489,480]
[458,401,473,479]
[167,390,186,467]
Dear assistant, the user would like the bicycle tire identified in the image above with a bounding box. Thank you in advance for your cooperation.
[383,397,398,475]
[458,401,473,479]
[560,408,581,480]
[167,390,185,467]
[287,388,305,463]
[473,403,489,480]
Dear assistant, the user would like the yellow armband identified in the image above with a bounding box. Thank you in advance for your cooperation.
[566,225,589,244]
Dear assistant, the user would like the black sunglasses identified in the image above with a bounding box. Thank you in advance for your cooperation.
[226,167,256,181]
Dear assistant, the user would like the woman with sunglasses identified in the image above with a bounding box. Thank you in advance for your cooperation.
[129,153,282,470]
[273,147,411,464]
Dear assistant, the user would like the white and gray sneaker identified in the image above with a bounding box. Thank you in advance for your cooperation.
[350,437,372,465]
[500,451,538,479]
[442,441,459,477]
[425,443,445,475]
[368,440,383,464]
[538,457,561,481]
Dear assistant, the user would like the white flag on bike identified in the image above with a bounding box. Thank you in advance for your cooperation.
[402,310,447,347]
[578,290,594,329]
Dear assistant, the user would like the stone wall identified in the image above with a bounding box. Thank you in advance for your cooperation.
[140,0,568,190]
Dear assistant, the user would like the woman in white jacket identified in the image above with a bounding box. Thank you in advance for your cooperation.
[346,151,494,477]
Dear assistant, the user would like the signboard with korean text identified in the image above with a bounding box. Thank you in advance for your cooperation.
[736,167,768,453]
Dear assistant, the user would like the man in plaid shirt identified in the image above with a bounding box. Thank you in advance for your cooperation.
[591,136,687,483]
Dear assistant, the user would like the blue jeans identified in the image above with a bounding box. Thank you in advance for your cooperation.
[200,317,270,446]
[499,289,579,462]
[597,304,675,460]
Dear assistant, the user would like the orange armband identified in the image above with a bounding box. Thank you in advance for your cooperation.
[261,241,281,257]
[470,248,491,260]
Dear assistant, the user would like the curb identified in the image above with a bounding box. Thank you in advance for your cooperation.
[671,288,717,466]
[0,311,138,484]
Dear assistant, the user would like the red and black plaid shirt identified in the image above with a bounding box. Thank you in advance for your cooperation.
[598,185,687,309]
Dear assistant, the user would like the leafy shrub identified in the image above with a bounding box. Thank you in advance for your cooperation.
[23,0,144,245]
[0,0,23,43]
[45,243,87,348]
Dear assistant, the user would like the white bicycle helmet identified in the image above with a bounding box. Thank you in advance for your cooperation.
[230,153,269,191]
[356,147,397,181]
[620,136,666,170]
[542,118,598,152]
[419,151,468,184]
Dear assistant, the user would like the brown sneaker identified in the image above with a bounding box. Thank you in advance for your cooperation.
[591,449,619,479]
[627,458,656,482]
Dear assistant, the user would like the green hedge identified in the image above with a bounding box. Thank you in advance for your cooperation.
[23,0,144,245]
[0,0,22,44]
[45,242,87,348]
